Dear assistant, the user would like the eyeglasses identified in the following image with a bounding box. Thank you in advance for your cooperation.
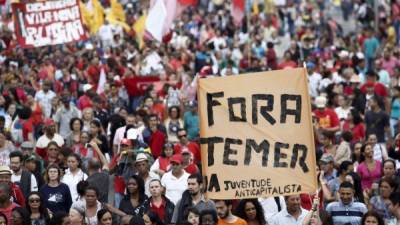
[29,198,40,203]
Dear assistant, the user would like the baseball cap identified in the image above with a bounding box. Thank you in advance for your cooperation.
[170,154,183,164]
[320,154,334,163]
[21,141,35,149]
[315,96,327,108]
[135,153,148,163]
[181,149,191,155]
[120,138,132,146]
[44,118,55,126]
[127,128,139,140]
[0,165,12,175]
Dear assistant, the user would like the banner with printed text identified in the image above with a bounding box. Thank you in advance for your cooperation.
[198,68,318,199]
[12,0,88,48]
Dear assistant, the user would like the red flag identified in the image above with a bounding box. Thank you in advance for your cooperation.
[231,0,245,26]
[178,0,197,6]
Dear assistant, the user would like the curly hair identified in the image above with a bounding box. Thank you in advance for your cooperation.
[234,199,266,225]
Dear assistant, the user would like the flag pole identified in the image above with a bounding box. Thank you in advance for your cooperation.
[247,0,251,69]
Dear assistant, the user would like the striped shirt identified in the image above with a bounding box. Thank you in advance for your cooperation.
[326,200,367,225]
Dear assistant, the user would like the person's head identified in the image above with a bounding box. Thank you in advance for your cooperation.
[367,134,378,146]
[80,131,90,144]
[0,183,11,204]
[129,215,145,225]
[50,211,70,225]
[361,211,385,225]
[84,186,99,207]
[378,177,397,199]
[341,131,353,143]
[26,191,47,215]
[90,119,102,136]
[9,151,24,173]
[47,141,60,159]
[360,143,374,160]
[67,153,82,171]
[149,179,163,197]
[215,200,233,219]
[319,154,334,173]
[339,181,354,205]
[338,161,354,176]
[187,174,203,196]
[69,207,85,225]
[82,108,94,121]
[284,195,301,214]
[126,114,136,126]
[161,143,174,158]
[11,207,30,225]
[146,114,158,127]
[235,199,266,224]
[177,128,188,144]
[382,159,396,178]
[44,118,56,135]
[45,164,61,183]
[88,158,102,174]
[0,165,11,184]
[127,175,145,197]
[97,209,112,225]
[143,211,163,225]
[199,209,218,225]
[20,141,35,157]
[353,142,363,159]
[69,117,83,132]
[170,154,184,174]
[368,95,381,110]
[168,106,181,119]
[187,207,200,225]
[135,153,149,175]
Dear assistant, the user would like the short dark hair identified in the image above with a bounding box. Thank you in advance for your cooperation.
[338,161,353,175]
[214,199,232,206]
[9,150,24,161]
[339,181,354,190]
[341,131,353,142]
[69,117,83,131]
[361,211,385,225]
[199,209,218,225]
[188,174,203,184]
[85,186,99,197]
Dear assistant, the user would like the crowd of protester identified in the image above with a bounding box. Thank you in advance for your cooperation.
[0,0,400,224]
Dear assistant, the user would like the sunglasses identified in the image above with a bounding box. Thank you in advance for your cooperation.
[29,198,40,203]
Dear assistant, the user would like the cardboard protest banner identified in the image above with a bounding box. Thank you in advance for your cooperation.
[198,68,318,199]
[12,0,88,48]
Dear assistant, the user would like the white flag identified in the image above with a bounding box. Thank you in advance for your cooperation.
[145,0,167,42]
[97,68,106,94]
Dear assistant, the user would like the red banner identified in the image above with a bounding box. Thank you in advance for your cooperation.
[12,0,88,48]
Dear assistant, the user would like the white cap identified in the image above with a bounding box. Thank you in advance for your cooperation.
[315,96,327,108]
[339,50,349,58]
[356,52,365,60]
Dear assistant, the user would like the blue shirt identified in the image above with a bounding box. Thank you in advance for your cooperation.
[391,98,400,119]
[40,183,73,214]
[184,111,199,141]
[326,200,367,225]
[364,37,380,58]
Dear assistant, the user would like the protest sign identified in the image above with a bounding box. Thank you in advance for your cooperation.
[198,68,318,199]
[12,0,88,48]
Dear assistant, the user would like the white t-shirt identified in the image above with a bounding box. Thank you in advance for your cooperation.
[34,90,56,118]
[161,171,190,205]
[61,169,88,202]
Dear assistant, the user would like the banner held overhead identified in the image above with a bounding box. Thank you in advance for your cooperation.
[198,68,318,199]
[12,0,88,48]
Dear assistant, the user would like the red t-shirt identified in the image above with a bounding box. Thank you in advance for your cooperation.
[184,163,199,174]
[313,108,340,129]
[342,121,366,143]
[360,82,388,97]
[149,131,167,159]
[77,95,93,110]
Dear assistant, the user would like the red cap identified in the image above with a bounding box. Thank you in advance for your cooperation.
[120,138,132,146]
[44,118,55,126]
[365,81,375,88]
[170,154,183,164]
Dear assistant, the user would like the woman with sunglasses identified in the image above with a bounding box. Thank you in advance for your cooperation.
[40,164,73,214]
[27,192,51,225]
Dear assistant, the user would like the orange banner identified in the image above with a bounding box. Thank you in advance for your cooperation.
[198,68,317,199]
